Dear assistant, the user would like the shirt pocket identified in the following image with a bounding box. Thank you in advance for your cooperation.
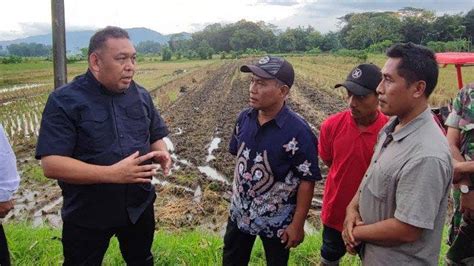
[366,168,390,202]
[124,104,150,140]
[78,109,110,149]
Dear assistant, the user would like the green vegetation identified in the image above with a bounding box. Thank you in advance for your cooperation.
[1,8,472,62]
[22,164,50,184]
[139,7,473,59]
[6,43,51,57]
[4,223,450,265]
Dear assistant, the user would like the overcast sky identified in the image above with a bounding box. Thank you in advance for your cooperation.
[0,0,471,41]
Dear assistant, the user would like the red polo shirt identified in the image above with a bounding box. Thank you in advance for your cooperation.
[319,110,388,232]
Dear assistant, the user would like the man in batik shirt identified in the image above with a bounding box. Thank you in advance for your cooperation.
[222,55,321,266]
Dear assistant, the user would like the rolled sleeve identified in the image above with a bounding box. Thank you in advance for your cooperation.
[394,157,451,229]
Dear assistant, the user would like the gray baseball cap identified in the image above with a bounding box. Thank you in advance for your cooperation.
[241,55,295,88]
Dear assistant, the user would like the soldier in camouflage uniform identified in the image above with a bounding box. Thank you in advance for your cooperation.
[445,82,474,265]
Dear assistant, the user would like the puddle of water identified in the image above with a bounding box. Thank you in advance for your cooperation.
[152,177,194,193]
[171,153,193,168]
[193,185,202,203]
[174,128,183,135]
[0,83,45,93]
[163,137,175,152]
[178,159,192,166]
[197,166,228,184]
[206,137,221,162]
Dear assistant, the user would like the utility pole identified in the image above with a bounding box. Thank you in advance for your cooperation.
[51,0,67,89]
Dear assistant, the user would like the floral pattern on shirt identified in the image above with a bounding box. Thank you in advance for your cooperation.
[230,142,300,238]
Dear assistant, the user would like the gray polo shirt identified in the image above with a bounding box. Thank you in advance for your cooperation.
[358,108,452,266]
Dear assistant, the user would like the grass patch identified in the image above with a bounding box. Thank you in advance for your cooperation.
[4,223,450,265]
[21,163,49,184]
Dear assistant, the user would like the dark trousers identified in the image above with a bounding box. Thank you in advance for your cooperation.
[320,225,346,263]
[222,219,289,266]
[0,224,11,266]
[62,204,155,266]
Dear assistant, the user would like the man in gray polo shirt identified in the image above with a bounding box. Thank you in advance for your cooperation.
[342,42,452,265]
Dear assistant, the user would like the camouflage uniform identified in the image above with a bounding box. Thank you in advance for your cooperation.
[445,83,474,265]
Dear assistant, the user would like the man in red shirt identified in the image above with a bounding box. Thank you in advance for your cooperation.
[318,64,388,265]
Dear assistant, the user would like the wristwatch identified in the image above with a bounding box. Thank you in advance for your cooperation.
[460,184,474,194]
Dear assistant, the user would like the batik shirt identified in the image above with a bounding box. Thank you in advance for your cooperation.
[229,105,321,238]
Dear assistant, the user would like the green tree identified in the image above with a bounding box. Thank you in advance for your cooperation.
[229,29,261,51]
[340,12,402,50]
[136,41,162,54]
[463,9,474,44]
[197,40,213,60]
[80,47,88,59]
[306,30,323,51]
[431,14,466,42]
[168,33,190,52]
[7,43,51,57]
[320,32,341,51]
[399,8,436,44]
[161,47,172,61]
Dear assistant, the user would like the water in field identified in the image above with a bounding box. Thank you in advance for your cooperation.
[197,166,228,183]
[206,137,221,162]
[0,83,45,93]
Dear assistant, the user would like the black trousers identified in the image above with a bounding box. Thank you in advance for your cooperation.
[62,204,155,266]
[0,224,10,266]
[320,225,346,263]
[222,219,289,266]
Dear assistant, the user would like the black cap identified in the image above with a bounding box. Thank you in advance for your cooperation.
[335,63,382,96]
[240,55,295,88]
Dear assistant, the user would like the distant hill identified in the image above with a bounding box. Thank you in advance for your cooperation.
[0,27,191,54]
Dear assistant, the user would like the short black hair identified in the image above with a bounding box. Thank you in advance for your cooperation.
[386,42,438,97]
[88,26,130,57]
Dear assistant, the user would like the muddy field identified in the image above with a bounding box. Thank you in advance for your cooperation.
[5,59,347,234]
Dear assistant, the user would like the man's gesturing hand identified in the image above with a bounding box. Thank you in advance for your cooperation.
[152,150,171,176]
[110,151,162,183]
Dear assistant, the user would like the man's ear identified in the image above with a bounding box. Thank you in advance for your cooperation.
[412,80,426,98]
[280,85,290,97]
[89,52,101,72]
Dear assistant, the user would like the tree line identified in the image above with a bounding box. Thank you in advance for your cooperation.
[2,7,473,61]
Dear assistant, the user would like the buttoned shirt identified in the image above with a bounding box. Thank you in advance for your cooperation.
[358,108,452,265]
[229,105,321,238]
[0,124,19,202]
[36,70,169,228]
